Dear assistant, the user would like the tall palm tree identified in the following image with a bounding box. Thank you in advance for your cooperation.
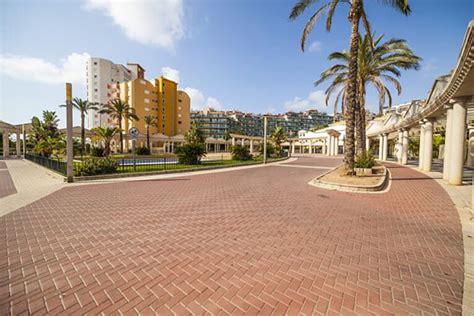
[289,0,410,173]
[91,127,121,156]
[60,98,97,156]
[143,115,158,150]
[316,33,421,153]
[99,99,139,153]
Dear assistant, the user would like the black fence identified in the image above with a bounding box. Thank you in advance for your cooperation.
[25,153,67,175]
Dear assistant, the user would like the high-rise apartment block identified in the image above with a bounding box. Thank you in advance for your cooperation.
[110,76,190,138]
[86,58,138,128]
[191,108,332,139]
[86,57,190,138]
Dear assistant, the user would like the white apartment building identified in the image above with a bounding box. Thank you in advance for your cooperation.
[86,58,140,128]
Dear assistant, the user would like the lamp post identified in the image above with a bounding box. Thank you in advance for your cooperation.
[66,83,74,183]
[263,116,267,164]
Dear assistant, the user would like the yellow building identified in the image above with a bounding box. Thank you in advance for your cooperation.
[110,75,190,143]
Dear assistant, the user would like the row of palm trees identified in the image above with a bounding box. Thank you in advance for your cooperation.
[61,98,159,156]
[290,0,418,174]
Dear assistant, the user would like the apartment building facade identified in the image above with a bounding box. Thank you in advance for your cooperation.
[86,57,140,128]
[110,76,190,138]
[191,108,332,139]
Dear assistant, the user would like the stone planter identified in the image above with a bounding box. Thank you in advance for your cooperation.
[355,167,373,176]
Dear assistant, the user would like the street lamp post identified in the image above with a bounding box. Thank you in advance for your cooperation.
[66,83,74,183]
[263,116,267,164]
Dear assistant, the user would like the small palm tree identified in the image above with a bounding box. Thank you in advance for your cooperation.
[316,33,421,153]
[289,0,411,173]
[99,99,139,153]
[271,126,287,155]
[60,98,98,156]
[91,127,121,156]
[143,115,158,150]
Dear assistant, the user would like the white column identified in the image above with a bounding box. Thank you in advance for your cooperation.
[250,140,254,153]
[231,137,235,147]
[422,119,434,172]
[467,127,474,167]
[171,142,175,153]
[365,137,370,152]
[309,140,313,154]
[2,132,9,158]
[382,134,388,161]
[327,136,332,156]
[322,139,327,155]
[448,100,467,185]
[397,130,403,164]
[291,142,295,154]
[379,135,383,160]
[402,129,409,165]
[334,137,339,155]
[418,122,425,170]
[15,132,21,157]
[443,106,453,180]
[331,136,335,156]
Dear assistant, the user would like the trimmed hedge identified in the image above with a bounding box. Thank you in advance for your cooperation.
[75,158,119,176]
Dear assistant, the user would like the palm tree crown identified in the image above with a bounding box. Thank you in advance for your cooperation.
[99,99,139,153]
[316,33,421,115]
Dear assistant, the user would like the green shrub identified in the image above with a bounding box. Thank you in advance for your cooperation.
[354,151,376,169]
[257,142,277,158]
[75,158,118,176]
[91,146,105,157]
[175,143,206,165]
[231,145,253,161]
[135,146,151,155]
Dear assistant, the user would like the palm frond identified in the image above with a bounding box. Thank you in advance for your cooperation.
[301,3,330,51]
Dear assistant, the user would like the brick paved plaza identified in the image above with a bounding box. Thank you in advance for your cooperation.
[0,157,464,315]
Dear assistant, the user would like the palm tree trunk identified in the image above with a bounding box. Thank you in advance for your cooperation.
[355,85,365,155]
[343,0,362,175]
[146,126,150,150]
[81,112,85,157]
[119,119,123,153]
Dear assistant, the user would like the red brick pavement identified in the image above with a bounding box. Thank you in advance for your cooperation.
[0,158,464,315]
[285,156,342,168]
[0,162,17,198]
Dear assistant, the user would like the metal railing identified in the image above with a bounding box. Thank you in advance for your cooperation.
[25,153,67,175]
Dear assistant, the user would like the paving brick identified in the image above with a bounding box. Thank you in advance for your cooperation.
[0,158,464,314]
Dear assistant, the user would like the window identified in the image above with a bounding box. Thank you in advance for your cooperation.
[144,98,150,103]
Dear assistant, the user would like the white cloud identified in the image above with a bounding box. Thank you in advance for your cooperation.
[0,52,90,85]
[308,41,322,52]
[206,97,221,109]
[184,87,222,111]
[284,90,328,112]
[162,66,180,82]
[84,0,184,50]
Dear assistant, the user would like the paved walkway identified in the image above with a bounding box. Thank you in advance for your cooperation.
[0,159,64,217]
[0,161,17,198]
[0,156,467,315]
[389,158,474,315]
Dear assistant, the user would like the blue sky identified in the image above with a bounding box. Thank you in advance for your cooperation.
[1,0,473,126]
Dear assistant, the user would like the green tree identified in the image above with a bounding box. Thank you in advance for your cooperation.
[91,127,121,157]
[60,98,98,156]
[175,124,206,164]
[270,126,287,156]
[29,111,61,156]
[316,33,421,153]
[185,123,206,145]
[99,99,139,153]
[289,0,411,173]
[143,115,158,150]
